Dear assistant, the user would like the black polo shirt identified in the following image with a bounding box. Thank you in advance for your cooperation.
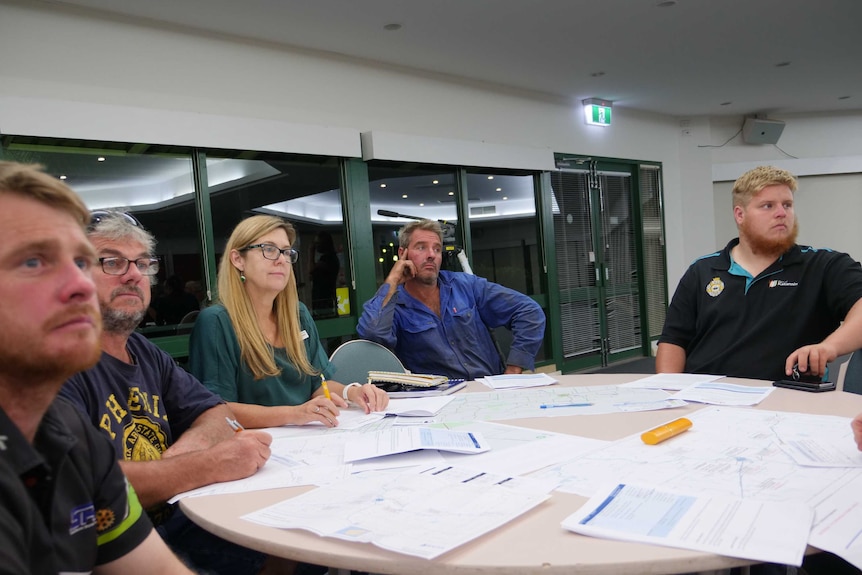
[0,397,152,574]
[660,239,862,381]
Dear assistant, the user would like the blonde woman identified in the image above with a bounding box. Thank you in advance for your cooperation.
[189,215,388,427]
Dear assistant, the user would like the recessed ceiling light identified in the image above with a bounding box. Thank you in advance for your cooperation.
[59,175,67,180]
[419,203,424,207]
[97,157,106,162]
[590,71,606,78]
[380,183,387,188]
[502,196,508,200]
[378,257,384,263]
[775,61,791,68]
[496,187,502,192]
[402,194,408,199]
[383,23,402,31]
[432,180,439,184]
[448,191,454,196]
[487,176,494,180]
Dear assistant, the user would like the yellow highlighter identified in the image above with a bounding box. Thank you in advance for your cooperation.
[641,417,692,445]
[320,374,332,401]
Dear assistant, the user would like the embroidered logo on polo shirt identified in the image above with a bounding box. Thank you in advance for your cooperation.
[769,279,799,288]
[705,277,725,297]
[69,502,96,534]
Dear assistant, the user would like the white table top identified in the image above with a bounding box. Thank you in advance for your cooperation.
[181,373,862,574]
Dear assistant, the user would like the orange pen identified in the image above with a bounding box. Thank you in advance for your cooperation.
[641,417,692,445]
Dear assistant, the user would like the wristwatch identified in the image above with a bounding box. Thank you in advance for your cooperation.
[343,382,361,401]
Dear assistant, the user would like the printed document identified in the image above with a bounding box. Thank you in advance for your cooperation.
[243,470,549,559]
[563,483,812,566]
[477,373,558,389]
[671,381,773,405]
[343,427,489,462]
[619,373,724,391]
[377,396,455,417]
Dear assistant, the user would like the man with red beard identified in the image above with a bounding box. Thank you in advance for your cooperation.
[0,162,193,574]
[658,165,862,382]
[59,210,272,575]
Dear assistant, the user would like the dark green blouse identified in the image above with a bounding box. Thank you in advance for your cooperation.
[189,303,333,407]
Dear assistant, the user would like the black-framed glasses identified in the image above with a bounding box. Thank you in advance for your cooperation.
[98,257,160,276]
[241,243,299,263]
[88,210,143,231]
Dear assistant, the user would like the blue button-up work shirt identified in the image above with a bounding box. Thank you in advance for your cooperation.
[357,271,546,380]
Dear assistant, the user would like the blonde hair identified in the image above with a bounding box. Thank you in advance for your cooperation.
[732,165,798,208]
[217,215,316,380]
[0,161,89,226]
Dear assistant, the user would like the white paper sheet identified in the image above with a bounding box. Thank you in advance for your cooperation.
[671,381,773,405]
[378,396,455,417]
[343,427,489,462]
[242,471,549,559]
[563,483,812,566]
[618,373,724,390]
[477,373,558,389]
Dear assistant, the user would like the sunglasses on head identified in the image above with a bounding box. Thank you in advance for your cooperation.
[88,210,144,230]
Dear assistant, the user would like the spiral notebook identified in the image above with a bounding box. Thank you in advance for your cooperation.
[368,371,467,398]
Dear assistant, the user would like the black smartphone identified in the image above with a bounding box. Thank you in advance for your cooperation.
[773,380,836,393]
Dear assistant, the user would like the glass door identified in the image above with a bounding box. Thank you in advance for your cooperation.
[551,160,644,371]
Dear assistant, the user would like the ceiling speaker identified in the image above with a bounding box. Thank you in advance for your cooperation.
[742,117,785,145]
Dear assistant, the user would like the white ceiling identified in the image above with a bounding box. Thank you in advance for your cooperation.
[52,0,862,117]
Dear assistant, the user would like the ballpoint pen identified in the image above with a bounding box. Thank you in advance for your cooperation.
[225,416,244,433]
[539,402,593,409]
[320,374,332,400]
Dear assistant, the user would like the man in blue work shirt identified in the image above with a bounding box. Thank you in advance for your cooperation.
[357,219,545,380]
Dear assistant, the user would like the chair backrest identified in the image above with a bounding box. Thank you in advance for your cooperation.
[328,339,406,384]
[843,351,862,395]
[176,310,200,335]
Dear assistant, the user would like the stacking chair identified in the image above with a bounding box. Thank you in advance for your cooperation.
[842,351,862,395]
[328,339,406,384]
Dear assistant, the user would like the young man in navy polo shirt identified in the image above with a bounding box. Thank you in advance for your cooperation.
[657,165,862,382]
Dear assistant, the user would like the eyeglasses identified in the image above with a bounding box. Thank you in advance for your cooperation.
[88,210,143,231]
[241,243,299,263]
[98,257,160,276]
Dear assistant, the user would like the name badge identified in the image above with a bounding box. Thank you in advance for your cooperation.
[300,330,309,340]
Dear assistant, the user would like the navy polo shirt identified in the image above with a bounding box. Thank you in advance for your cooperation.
[660,239,862,381]
[0,398,152,573]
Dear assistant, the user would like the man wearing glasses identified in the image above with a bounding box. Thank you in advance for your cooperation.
[59,211,273,575]
[0,162,194,573]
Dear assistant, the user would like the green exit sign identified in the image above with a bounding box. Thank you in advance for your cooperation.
[583,98,613,126]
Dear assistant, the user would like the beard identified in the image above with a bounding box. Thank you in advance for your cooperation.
[101,286,147,335]
[0,305,102,387]
[740,218,799,258]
